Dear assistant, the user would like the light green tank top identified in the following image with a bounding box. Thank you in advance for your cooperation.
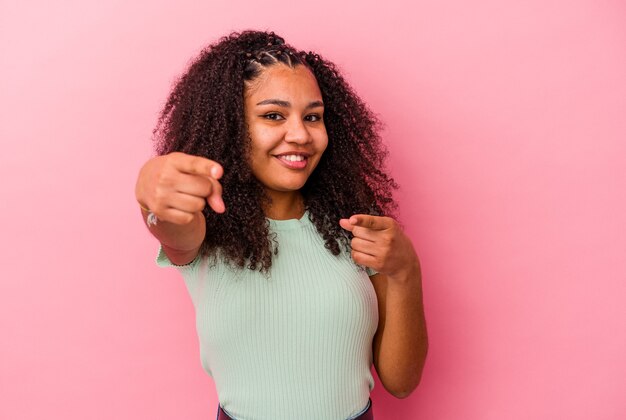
[157,211,378,420]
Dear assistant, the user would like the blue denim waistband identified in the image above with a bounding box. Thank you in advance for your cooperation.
[216,398,373,420]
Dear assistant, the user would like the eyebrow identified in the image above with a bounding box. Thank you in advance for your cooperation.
[256,99,324,109]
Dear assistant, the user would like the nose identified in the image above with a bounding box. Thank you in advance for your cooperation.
[284,117,312,144]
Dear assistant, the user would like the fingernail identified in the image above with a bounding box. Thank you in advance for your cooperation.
[211,167,220,178]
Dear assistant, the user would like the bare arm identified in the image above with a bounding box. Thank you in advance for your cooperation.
[370,265,428,398]
[135,152,225,265]
[339,215,428,398]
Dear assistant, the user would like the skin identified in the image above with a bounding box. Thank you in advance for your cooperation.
[135,62,428,398]
[135,152,223,264]
[340,215,428,397]
[244,64,328,219]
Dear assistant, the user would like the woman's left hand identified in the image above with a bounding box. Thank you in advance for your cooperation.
[342,215,427,398]
[339,214,419,280]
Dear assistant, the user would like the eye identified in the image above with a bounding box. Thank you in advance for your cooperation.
[305,114,323,122]
[262,113,284,121]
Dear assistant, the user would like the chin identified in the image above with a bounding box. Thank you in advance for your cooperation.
[279,176,311,189]
[278,183,307,192]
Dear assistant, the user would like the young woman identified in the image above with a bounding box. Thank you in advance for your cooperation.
[135,30,427,420]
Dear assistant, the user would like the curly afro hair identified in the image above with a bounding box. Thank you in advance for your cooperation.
[153,30,397,272]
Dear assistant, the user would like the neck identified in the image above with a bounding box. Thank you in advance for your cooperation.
[263,191,305,220]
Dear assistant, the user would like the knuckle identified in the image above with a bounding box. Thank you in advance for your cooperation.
[197,178,211,196]
[164,154,178,169]
[187,160,198,174]
[150,203,162,214]
[153,187,167,203]
[193,198,206,212]
[157,170,174,187]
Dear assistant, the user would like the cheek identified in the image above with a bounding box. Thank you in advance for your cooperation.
[247,134,267,160]
[319,125,329,147]
[249,126,279,151]
[318,133,329,154]
[248,144,266,172]
[248,134,277,175]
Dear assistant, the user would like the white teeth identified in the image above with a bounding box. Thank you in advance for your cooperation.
[281,155,305,162]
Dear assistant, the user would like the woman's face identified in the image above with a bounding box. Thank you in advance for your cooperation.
[244,63,328,199]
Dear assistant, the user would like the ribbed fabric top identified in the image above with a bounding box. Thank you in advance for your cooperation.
[156,211,378,420]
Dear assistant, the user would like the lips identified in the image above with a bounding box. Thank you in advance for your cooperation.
[273,152,311,169]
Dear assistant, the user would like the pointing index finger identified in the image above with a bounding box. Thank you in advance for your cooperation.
[175,154,223,179]
[348,214,390,230]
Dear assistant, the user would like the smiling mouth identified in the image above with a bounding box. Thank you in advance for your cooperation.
[275,154,309,169]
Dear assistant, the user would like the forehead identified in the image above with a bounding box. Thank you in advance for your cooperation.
[244,64,322,102]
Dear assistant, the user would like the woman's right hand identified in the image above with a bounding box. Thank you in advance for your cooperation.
[135,152,225,225]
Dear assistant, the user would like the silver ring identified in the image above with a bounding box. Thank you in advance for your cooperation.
[146,212,158,227]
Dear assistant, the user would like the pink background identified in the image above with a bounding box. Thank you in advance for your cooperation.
[1,0,625,419]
